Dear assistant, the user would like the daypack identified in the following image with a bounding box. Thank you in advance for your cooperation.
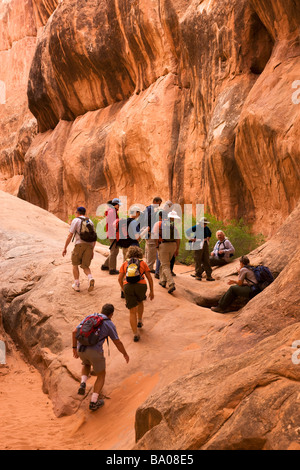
[159,220,176,242]
[246,265,274,298]
[78,217,97,243]
[76,314,108,346]
[126,258,142,283]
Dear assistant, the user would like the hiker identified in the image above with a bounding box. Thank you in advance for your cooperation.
[116,206,141,260]
[211,256,258,313]
[153,210,180,294]
[101,198,122,275]
[210,231,235,267]
[143,197,162,273]
[62,206,97,292]
[154,209,176,279]
[118,246,154,342]
[186,216,215,281]
[72,303,129,411]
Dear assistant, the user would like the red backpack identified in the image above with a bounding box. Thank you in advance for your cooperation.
[75,314,108,346]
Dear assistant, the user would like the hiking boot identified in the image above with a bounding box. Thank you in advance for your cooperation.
[206,277,215,282]
[159,281,166,288]
[72,283,80,292]
[171,271,176,277]
[211,306,225,313]
[168,284,176,294]
[101,265,109,271]
[190,274,196,278]
[149,269,155,273]
[89,399,105,411]
[154,273,160,279]
[195,276,202,281]
[133,335,140,342]
[121,291,125,298]
[137,321,143,328]
[78,382,86,395]
[109,269,119,275]
[88,278,95,292]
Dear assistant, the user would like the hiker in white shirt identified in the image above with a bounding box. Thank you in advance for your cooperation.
[210,231,235,267]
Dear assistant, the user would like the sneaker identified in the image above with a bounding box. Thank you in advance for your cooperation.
[72,283,80,292]
[159,281,166,288]
[211,306,225,313]
[78,382,86,395]
[89,399,105,411]
[109,269,119,275]
[101,265,109,271]
[154,274,160,279]
[206,277,215,282]
[168,284,176,294]
[88,278,95,292]
[149,269,155,273]
[195,276,202,281]
[171,271,176,277]
[133,335,140,342]
[190,274,196,278]
[137,321,143,328]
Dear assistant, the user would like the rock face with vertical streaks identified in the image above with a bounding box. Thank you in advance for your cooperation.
[1,0,300,235]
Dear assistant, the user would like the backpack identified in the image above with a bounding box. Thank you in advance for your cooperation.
[78,217,97,243]
[246,265,274,298]
[159,220,176,242]
[126,258,142,283]
[75,314,108,346]
[250,265,274,290]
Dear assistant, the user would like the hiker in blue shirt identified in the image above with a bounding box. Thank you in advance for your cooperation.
[186,217,215,281]
[72,304,129,411]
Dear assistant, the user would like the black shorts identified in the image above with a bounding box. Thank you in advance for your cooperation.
[124,283,147,309]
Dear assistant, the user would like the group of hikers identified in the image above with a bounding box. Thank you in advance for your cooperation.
[63,197,273,412]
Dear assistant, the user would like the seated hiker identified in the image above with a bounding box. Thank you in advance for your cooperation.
[153,210,180,294]
[62,206,97,292]
[186,216,215,281]
[118,246,154,342]
[210,230,235,267]
[211,256,258,313]
[72,304,129,411]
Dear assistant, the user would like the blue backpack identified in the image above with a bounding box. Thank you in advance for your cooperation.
[247,265,274,298]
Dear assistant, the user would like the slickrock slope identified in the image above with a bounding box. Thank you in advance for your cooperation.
[0,0,298,236]
[0,190,299,450]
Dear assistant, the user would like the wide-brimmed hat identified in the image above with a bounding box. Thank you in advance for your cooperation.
[112,198,122,205]
[168,210,181,220]
[199,217,210,224]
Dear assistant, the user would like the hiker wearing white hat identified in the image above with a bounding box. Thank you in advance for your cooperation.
[186,216,215,281]
[153,210,180,294]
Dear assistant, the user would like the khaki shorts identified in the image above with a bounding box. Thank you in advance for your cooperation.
[71,243,93,269]
[124,283,147,310]
[78,348,106,374]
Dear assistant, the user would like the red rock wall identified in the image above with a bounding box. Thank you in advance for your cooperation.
[1,0,300,236]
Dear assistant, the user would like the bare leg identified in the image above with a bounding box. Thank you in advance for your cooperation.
[129,307,138,336]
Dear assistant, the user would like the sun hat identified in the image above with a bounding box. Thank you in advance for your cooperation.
[199,217,210,224]
[168,210,181,220]
[112,198,122,205]
[129,205,141,214]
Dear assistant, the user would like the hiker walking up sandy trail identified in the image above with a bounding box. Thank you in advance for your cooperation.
[73,304,129,411]
[62,206,97,292]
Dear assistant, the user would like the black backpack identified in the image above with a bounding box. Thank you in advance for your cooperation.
[246,265,274,298]
[78,217,97,243]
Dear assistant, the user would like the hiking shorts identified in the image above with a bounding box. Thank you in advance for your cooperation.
[72,243,93,269]
[78,348,106,374]
[124,283,147,310]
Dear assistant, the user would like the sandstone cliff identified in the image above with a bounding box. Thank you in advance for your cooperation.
[0,0,299,236]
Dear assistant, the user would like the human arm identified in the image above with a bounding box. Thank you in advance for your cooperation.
[112,339,129,363]
[145,271,154,300]
[118,271,126,292]
[72,329,79,358]
[62,232,73,257]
